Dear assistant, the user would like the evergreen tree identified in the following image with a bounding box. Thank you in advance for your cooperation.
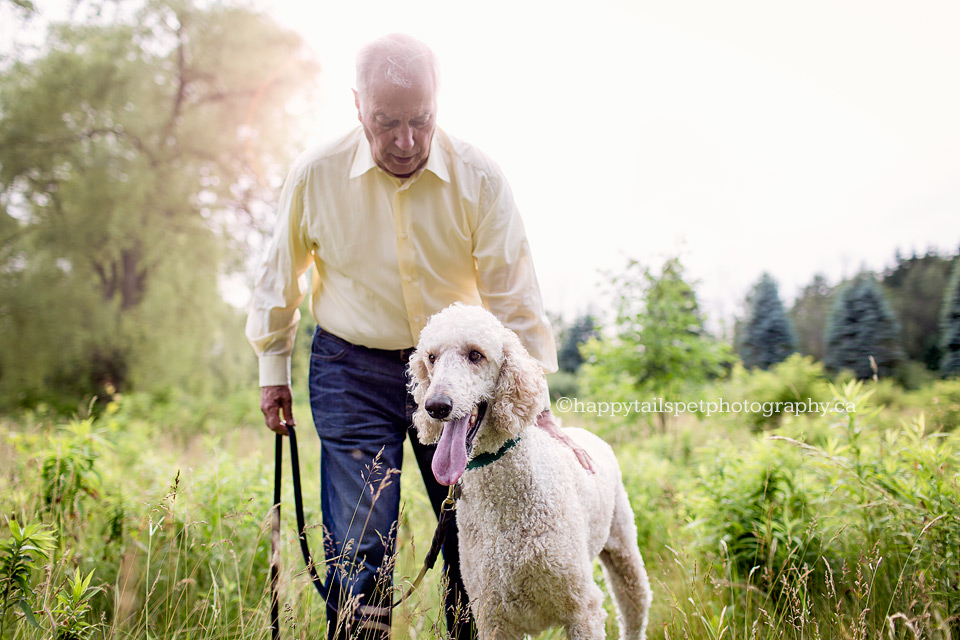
[789,274,832,361]
[824,275,904,379]
[883,250,953,370]
[940,255,960,377]
[557,313,598,372]
[737,273,797,369]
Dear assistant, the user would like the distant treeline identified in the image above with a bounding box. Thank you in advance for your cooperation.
[555,250,960,388]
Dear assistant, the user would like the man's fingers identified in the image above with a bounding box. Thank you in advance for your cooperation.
[280,400,296,430]
[261,404,288,436]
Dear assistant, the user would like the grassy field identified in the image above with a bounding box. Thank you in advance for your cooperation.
[1,367,959,639]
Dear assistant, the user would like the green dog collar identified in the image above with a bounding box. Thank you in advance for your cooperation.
[466,436,522,471]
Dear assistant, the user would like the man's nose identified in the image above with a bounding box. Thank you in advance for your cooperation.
[395,126,414,151]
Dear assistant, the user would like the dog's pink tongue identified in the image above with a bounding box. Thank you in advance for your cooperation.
[432,415,470,486]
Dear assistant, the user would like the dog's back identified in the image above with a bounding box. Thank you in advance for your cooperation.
[457,426,644,638]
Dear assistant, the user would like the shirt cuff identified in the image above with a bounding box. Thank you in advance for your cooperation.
[259,355,292,387]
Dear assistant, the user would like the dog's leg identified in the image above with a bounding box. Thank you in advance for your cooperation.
[599,486,652,640]
[472,597,523,640]
[474,614,523,640]
[483,626,523,640]
[564,581,607,640]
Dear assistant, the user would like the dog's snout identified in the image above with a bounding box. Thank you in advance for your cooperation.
[425,394,453,420]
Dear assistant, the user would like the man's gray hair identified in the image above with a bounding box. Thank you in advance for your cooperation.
[356,34,439,101]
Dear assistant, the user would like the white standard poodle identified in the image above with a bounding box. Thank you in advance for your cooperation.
[408,303,652,640]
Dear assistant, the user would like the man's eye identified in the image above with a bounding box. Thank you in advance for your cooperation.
[468,350,484,363]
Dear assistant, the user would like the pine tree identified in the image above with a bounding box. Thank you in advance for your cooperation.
[883,250,953,370]
[940,256,960,377]
[737,273,797,369]
[558,314,598,372]
[824,275,904,379]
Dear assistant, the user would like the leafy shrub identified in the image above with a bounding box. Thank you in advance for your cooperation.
[618,447,680,556]
[718,354,831,430]
[40,418,106,526]
[0,519,55,637]
[894,359,938,390]
[686,436,836,598]
[681,379,960,636]
[53,568,101,640]
[910,378,960,431]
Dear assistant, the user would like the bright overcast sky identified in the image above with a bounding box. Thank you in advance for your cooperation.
[261,0,960,331]
[8,0,960,332]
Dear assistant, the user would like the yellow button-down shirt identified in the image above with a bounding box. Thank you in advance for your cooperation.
[246,127,558,386]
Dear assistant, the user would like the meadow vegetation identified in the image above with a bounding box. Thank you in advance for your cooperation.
[3,2,959,639]
[2,363,958,639]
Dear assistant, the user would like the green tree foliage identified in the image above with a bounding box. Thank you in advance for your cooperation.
[941,255,960,377]
[736,273,797,370]
[580,257,733,430]
[789,273,832,361]
[557,312,598,372]
[0,0,318,407]
[824,275,904,379]
[883,250,954,370]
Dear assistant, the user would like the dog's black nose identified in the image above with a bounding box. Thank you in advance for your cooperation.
[425,394,453,420]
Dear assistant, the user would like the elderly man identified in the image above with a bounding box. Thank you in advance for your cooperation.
[247,34,584,640]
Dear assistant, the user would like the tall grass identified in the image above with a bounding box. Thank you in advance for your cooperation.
[1,376,958,639]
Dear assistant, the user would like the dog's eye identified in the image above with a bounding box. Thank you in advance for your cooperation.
[468,350,484,363]
[427,353,436,365]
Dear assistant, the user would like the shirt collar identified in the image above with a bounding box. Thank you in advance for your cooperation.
[349,128,450,183]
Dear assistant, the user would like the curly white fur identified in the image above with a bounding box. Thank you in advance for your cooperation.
[409,304,652,639]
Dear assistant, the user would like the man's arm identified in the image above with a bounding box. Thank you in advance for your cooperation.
[471,172,557,372]
[471,171,593,472]
[246,170,313,432]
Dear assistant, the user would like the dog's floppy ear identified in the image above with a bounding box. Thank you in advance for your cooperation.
[491,330,547,438]
[407,349,442,444]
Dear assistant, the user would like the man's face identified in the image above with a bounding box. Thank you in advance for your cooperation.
[355,73,437,179]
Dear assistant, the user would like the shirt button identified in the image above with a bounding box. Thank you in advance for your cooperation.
[401,232,408,240]
[414,316,421,323]
[406,275,413,282]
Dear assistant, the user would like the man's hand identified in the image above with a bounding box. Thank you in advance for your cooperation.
[261,385,295,436]
[536,409,595,474]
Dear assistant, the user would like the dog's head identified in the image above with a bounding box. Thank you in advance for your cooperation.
[408,303,547,486]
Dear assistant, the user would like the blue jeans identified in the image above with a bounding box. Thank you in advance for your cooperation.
[309,327,475,640]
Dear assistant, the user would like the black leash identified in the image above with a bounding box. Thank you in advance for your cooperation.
[270,424,459,640]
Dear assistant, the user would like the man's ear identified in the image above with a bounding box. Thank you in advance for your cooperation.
[353,89,362,122]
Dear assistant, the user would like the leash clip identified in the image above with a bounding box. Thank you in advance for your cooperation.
[440,482,460,512]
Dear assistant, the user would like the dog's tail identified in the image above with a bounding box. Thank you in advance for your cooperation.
[599,485,652,640]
